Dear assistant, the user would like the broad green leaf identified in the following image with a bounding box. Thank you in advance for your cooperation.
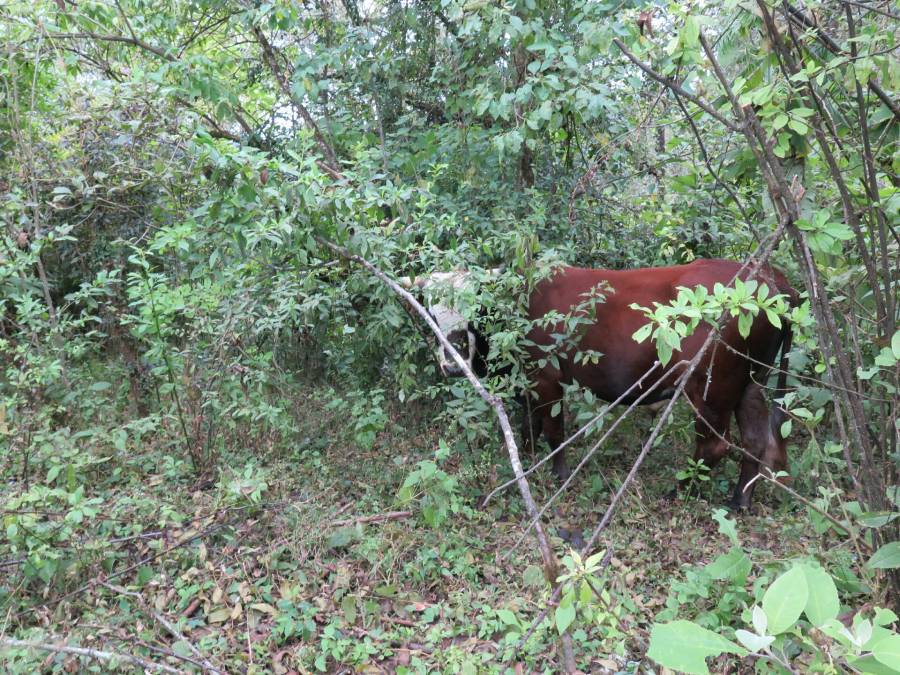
[327,526,357,549]
[737,311,753,338]
[523,565,545,587]
[207,606,231,623]
[800,565,839,626]
[648,621,745,674]
[555,603,576,635]
[735,629,774,652]
[712,509,739,546]
[752,605,767,635]
[341,596,357,624]
[780,420,792,438]
[657,339,673,366]
[762,566,808,634]
[855,512,899,528]
[892,330,900,360]
[875,608,900,627]
[496,609,520,627]
[868,542,900,570]
[706,546,751,583]
[846,654,900,675]
[632,323,653,343]
[873,634,900,670]
[681,16,700,47]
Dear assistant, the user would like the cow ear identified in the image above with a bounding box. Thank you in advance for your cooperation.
[397,276,425,290]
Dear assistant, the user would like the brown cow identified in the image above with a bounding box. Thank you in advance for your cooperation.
[522,259,794,510]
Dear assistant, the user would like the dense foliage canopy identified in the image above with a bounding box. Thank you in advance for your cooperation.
[1,0,898,672]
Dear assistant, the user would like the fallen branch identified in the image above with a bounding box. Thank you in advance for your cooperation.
[332,510,412,527]
[100,582,223,675]
[1,637,181,674]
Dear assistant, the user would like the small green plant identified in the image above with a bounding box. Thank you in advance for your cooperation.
[648,510,900,674]
[324,388,389,450]
[397,440,463,528]
[676,458,712,485]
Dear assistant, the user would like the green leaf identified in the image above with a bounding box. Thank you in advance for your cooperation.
[496,609,520,627]
[207,607,231,623]
[706,547,751,583]
[868,542,900,569]
[632,323,653,343]
[762,566,808,634]
[711,509,739,546]
[737,311,753,338]
[892,330,900,360]
[780,420,792,438]
[735,629,774,652]
[341,595,357,624]
[327,526,358,549]
[555,603,576,635]
[681,16,700,48]
[873,634,900,670]
[855,512,899,528]
[657,339,673,366]
[523,565,545,587]
[847,654,900,675]
[800,565,840,626]
[648,621,745,674]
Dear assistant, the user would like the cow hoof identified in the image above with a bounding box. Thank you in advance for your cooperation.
[552,465,572,482]
[557,526,586,549]
[726,499,753,513]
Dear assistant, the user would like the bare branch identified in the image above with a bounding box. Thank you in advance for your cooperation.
[47,31,172,60]
[612,38,742,132]
[251,27,340,172]
[2,637,181,674]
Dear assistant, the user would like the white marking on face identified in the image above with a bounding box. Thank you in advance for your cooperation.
[419,272,475,376]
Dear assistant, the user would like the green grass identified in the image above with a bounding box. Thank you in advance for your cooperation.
[1,382,824,673]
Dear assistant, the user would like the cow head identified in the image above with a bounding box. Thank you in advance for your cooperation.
[400,269,499,377]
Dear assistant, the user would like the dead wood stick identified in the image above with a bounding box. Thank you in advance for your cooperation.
[1,637,181,674]
[315,237,578,673]
[332,510,412,527]
[99,581,224,674]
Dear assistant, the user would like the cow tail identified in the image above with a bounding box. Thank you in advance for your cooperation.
[771,287,796,439]
[771,323,791,431]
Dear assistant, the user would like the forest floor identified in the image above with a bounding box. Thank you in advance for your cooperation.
[2,383,836,674]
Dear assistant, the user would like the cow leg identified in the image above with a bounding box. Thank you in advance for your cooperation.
[681,394,733,498]
[533,378,569,480]
[519,394,542,458]
[732,383,787,510]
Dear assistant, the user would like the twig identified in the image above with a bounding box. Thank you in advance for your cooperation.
[332,511,412,527]
[1,637,181,674]
[99,582,224,675]
[612,38,741,132]
[482,361,662,504]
